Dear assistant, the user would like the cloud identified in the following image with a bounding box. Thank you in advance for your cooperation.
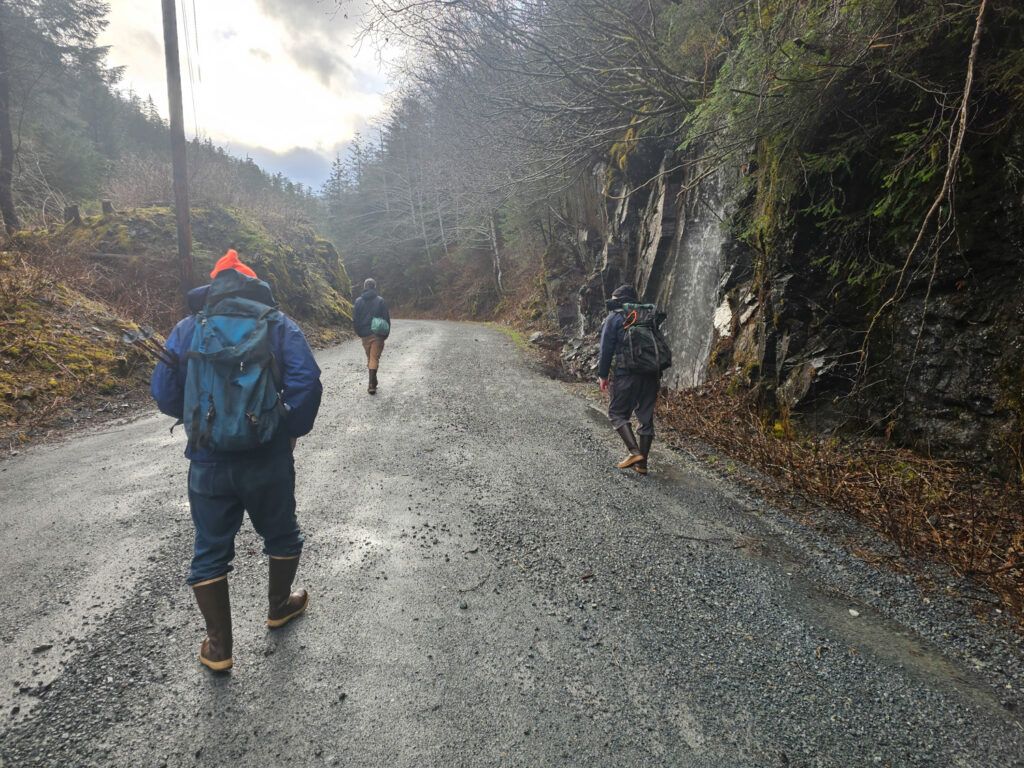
[127,28,161,54]
[101,0,393,171]
[103,25,165,92]
[225,142,353,190]
[285,41,354,87]
[255,0,368,87]
[254,0,365,37]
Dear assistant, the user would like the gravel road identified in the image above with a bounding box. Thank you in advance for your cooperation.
[1,319,1022,767]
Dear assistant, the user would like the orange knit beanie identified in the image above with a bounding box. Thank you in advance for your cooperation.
[210,249,257,279]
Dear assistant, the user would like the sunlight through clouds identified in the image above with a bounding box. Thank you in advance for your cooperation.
[99,0,393,187]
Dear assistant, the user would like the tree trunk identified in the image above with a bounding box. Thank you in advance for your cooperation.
[0,8,20,235]
[407,148,431,265]
[379,129,391,216]
[489,211,503,294]
[416,184,431,264]
[435,187,450,258]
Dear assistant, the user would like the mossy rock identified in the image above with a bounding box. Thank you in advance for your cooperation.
[0,256,152,429]
[12,203,353,335]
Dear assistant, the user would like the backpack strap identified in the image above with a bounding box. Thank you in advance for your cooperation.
[259,306,283,391]
[188,404,201,453]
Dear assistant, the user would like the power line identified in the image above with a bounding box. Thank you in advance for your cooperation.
[192,0,202,82]
[178,0,200,139]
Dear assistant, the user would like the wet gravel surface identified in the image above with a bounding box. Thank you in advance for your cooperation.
[1,319,1022,767]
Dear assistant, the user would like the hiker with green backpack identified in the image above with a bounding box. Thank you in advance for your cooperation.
[598,284,672,474]
[151,249,323,672]
[353,277,391,395]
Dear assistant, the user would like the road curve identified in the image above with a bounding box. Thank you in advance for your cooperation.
[1,320,1022,767]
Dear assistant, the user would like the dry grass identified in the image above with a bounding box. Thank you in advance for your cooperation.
[0,251,154,447]
[659,379,1024,619]
[14,232,182,334]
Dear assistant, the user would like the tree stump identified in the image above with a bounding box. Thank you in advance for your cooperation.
[101,200,115,215]
[63,205,81,225]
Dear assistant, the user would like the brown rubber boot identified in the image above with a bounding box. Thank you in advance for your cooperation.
[615,424,644,468]
[634,435,653,474]
[192,576,233,671]
[368,368,378,395]
[267,555,310,628]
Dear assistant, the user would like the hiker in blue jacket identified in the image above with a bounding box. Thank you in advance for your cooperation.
[151,249,322,672]
[598,284,660,475]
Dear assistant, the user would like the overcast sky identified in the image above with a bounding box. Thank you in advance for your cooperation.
[99,0,393,190]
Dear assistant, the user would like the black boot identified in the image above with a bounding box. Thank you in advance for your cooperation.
[267,555,310,628]
[368,368,378,395]
[615,424,644,468]
[192,576,233,671]
[634,434,653,474]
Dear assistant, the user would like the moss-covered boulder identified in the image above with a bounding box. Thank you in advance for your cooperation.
[0,251,152,441]
[13,204,353,340]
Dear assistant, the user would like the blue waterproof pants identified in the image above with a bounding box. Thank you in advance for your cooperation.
[186,452,304,585]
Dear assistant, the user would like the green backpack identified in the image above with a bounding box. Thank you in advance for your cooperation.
[615,303,672,374]
[370,295,390,337]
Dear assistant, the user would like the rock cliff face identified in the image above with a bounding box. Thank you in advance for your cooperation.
[545,153,1024,478]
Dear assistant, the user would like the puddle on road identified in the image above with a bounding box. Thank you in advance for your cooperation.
[643,445,1020,728]
[740,534,1018,724]
[654,458,718,493]
[584,404,714,495]
[578,400,1014,727]
[583,403,608,428]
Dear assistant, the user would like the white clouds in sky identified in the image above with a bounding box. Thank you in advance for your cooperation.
[99,0,393,186]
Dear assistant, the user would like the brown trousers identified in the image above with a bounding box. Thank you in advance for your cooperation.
[361,335,385,370]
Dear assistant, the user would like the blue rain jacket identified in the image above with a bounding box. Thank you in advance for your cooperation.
[598,310,627,380]
[150,273,322,462]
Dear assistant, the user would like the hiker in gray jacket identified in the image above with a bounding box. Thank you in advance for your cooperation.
[598,284,661,474]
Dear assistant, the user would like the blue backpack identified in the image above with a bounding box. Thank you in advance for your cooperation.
[183,282,284,453]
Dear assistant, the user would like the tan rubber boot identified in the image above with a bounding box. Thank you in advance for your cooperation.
[615,424,644,468]
[267,555,310,628]
[192,576,233,671]
[634,435,653,474]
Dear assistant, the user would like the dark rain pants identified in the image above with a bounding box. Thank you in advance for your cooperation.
[608,370,659,437]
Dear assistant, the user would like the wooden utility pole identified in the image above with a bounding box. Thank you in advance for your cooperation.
[160,0,194,295]
[0,9,21,236]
